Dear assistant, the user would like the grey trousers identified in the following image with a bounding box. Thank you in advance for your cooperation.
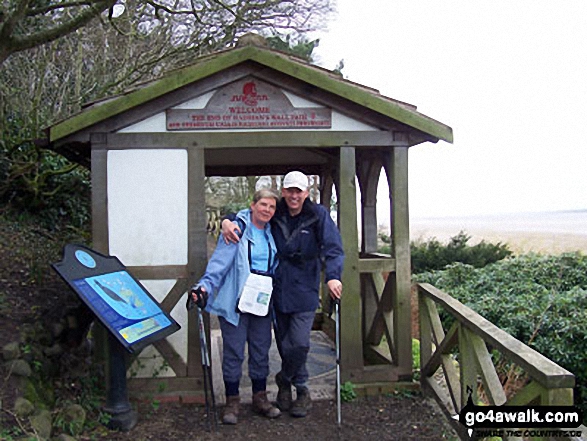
[274,310,315,389]
[219,313,272,384]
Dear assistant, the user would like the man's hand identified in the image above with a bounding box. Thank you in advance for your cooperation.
[327,279,342,300]
[221,219,241,244]
[187,286,208,310]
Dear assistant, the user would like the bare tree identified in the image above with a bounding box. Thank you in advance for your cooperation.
[0,1,334,220]
[0,0,334,65]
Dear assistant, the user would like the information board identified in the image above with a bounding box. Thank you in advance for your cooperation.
[53,244,180,353]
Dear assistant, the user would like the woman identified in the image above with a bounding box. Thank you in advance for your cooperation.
[190,188,281,425]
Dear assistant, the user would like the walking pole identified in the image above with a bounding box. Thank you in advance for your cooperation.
[197,306,218,431]
[187,289,218,431]
[334,298,342,425]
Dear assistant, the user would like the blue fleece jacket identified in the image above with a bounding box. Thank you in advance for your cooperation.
[196,208,277,326]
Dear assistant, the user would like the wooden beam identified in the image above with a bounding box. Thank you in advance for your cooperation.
[422,375,458,415]
[418,283,575,389]
[126,265,189,279]
[459,327,478,408]
[421,376,472,441]
[506,381,543,406]
[420,321,461,413]
[159,278,190,314]
[90,138,108,254]
[422,296,446,347]
[468,331,507,406]
[419,289,433,369]
[362,273,380,346]
[89,139,109,365]
[358,257,396,273]
[365,274,393,349]
[187,147,208,377]
[541,387,574,406]
[153,339,187,376]
[347,364,400,384]
[365,344,392,365]
[104,131,397,149]
[390,146,412,380]
[128,376,201,396]
[421,321,458,377]
[339,146,363,373]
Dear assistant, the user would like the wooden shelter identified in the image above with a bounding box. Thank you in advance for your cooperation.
[45,36,453,397]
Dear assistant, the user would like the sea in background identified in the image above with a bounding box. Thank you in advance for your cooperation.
[409,209,587,255]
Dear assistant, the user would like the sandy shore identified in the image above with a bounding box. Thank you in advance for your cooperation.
[409,210,587,255]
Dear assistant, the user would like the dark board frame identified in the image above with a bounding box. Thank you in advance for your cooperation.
[52,244,180,353]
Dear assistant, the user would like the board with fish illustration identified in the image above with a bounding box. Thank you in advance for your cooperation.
[52,244,180,353]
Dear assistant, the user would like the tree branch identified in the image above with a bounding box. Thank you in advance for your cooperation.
[0,0,116,64]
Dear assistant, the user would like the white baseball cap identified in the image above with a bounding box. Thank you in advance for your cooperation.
[283,171,309,190]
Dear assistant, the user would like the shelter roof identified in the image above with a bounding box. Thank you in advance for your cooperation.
[45,38,453,167]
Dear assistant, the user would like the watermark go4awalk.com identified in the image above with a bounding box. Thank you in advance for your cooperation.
[453,394,583,439]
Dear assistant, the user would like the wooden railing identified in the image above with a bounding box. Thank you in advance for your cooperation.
[417,283,583,441]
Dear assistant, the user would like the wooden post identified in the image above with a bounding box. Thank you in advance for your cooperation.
[187,147,208,377]
[390,146,413,379]
[90,134,109,255]
[89,135,111,380]
[459,327,478,407]
[90,134,136,430]
[339,146,363,378]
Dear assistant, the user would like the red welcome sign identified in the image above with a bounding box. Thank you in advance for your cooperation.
[166,78,332,130]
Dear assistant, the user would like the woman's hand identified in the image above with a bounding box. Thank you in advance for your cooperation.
[188,286,208,309]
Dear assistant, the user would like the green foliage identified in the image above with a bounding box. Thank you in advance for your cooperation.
[266,35,320,61]
[221,201,252,216]
[340,381,357,402]
[0,427,23,440]
[415,252,587,420]
[408,231,512,274]
[0,113,91,231]
[412,338,421,381]
[392,388,418,399]
[378,231,511,274]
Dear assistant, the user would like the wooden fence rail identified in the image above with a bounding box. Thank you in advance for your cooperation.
[417,282,583,441]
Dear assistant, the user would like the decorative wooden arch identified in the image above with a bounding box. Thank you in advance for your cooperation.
[44,37,453,398]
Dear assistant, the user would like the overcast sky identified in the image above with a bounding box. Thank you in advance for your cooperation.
[311,0,587,218]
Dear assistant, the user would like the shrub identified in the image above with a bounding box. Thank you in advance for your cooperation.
[1,114,91,231]
[410,231,512,274]
[378,231,511,274]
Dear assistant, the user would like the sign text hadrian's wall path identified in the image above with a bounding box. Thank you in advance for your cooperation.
[166,78,332,130]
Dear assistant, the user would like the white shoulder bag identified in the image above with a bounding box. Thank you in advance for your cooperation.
[237,272,273,316]
[237,229,274,316]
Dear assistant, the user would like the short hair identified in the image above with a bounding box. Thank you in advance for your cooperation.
[253,188,280,204]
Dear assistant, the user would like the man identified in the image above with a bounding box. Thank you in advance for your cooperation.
[221,171,344,418]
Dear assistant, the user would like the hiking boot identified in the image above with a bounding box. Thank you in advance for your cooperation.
[252,391,281,418]
[275,372,292,412]
[222,395,240,425]
[290,387,312,418]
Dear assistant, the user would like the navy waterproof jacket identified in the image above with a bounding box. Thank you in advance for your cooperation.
[271,198,344,314]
